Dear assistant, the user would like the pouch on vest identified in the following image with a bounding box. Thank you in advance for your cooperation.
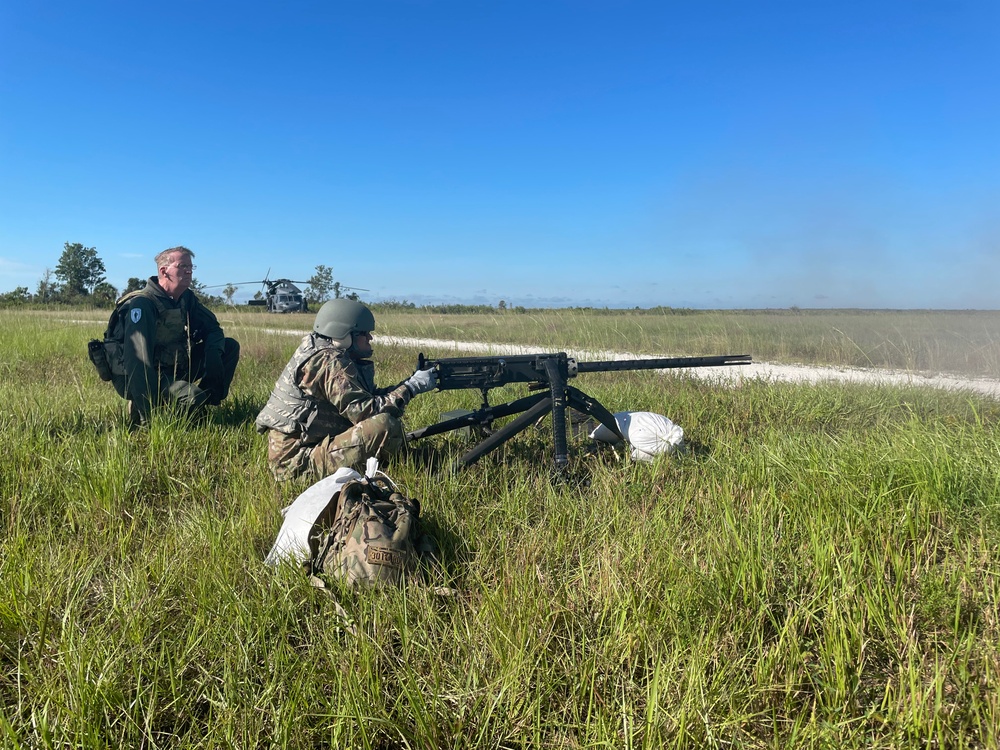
[91,294,132,383]
[87,339,113,381]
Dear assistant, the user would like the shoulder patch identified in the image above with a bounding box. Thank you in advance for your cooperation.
[130,308,142,324]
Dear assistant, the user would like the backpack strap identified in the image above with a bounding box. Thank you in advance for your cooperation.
[104,289,144,339]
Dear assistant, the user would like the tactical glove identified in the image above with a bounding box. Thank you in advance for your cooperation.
[404,367,437,396]
[167,380,211,409]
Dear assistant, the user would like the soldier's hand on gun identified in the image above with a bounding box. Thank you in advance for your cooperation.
[404,367,437,396]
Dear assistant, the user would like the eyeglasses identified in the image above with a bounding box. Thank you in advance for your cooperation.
[172,263,196,272]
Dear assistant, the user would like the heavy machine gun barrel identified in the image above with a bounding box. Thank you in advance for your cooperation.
[416,352,751,392]
[408,350,752,472]
[573,353,752,374]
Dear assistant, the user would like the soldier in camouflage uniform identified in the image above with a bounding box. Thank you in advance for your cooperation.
[255,298,437,481]
[104,246,240,426]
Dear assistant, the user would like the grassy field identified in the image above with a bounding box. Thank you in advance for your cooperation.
[370,308,1000,378]
[2,308,999,748]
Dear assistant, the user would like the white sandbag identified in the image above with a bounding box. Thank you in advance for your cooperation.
[264,466,362,566]
[589,411,684,462]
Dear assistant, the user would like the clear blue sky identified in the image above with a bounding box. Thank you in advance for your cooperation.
[1,1,998,309]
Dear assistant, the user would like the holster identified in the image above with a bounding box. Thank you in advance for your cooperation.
[87,340,113,382]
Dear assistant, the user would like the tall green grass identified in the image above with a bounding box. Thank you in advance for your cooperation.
[373,308,1000,377]
[43,307,1000,377]
[2,310,999,748]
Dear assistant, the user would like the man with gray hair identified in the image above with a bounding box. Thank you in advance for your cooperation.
[101,246,240,426]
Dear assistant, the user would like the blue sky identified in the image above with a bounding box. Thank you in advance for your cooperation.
[1,1,998,309]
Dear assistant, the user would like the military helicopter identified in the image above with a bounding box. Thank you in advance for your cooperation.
[245,277,311,313]
[210,274,368,313]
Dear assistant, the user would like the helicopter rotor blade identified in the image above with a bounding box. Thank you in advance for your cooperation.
[201,280,267,290]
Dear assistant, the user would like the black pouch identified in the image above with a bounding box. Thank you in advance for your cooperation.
[87,339,113,381]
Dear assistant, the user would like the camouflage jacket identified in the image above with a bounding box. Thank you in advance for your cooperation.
[255,333,412,443]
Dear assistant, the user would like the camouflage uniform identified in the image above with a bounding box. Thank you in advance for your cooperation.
[255,333,413,481]
[105,277,240,425]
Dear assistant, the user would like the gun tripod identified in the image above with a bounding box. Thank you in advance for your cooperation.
[405,356,625,473]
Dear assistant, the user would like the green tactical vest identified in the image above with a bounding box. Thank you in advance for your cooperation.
[103,284,195,379]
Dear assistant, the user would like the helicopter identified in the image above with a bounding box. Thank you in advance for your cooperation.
[245,278,311,313]
[209,274,369,313]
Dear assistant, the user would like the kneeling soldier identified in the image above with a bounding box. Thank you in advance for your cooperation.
[255,299,436,480]
[96,246,240,426]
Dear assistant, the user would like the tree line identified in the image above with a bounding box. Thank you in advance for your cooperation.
[0,243,348,309]
[0,242,117,306]
[4,242,713,315]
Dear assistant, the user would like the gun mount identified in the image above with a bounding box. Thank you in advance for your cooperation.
[405,351,752,472]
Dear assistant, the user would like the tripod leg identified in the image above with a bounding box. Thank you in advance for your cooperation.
[452,396,553,471]
[407,391,550,441]
[566,386,625,443]
[542,358,569,470]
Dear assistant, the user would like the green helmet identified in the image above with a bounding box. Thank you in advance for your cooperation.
[313,298,376,340]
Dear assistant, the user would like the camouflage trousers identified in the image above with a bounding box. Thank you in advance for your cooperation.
[266,413,406,481]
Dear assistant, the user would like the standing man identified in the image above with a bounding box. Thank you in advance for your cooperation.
[255,298,436,480]
[104,246,240,426]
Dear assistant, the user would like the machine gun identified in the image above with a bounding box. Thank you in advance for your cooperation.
[405,351,752,472]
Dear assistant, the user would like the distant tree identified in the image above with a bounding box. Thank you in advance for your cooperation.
[0,286,30,305]
[54,242,106,296]
[35,269,57,302]
[305,264,334,305]
[222,283,238,305]
[332,281,342,299]
[124,277,146,294]
[190,279,224,306]
[92,281,118,307]
[498,300,507,311]
[373,299,416,311]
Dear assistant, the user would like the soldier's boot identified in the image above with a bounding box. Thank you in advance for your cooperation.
[127,400,143,429]
[189,404,213,425]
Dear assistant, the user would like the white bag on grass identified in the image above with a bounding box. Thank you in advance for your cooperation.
[265,466,363,566]
[589,411,685,462]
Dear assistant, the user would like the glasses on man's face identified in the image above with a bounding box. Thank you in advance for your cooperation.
[172,263,196,272]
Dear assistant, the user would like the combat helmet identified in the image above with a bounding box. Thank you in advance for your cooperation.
[313,298,376,342]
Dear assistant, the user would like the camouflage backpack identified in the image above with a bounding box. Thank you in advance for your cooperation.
[310,472,423,587]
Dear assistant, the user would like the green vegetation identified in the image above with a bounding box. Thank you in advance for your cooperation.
[3,310,999,748]
[373,307,1000,378]
[0,240,355,310]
